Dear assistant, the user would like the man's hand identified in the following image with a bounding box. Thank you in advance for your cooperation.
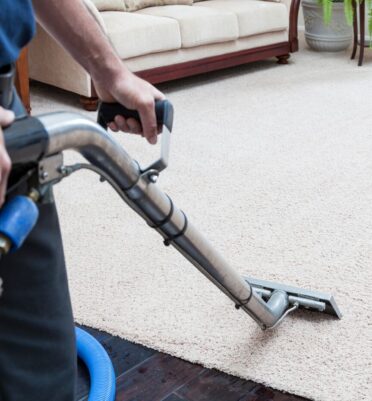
[0,107,13,207]
[94,70,165,145]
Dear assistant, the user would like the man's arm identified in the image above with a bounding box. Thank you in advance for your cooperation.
[32,0,165,144]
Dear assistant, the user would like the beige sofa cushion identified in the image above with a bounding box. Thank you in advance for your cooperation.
[91,0,192,12]
[124,0,192,12]
[101,11,181,58]
[90,0,126,11]
[137,5,239,48]
[195,0,288,38]
[126,31,288,72]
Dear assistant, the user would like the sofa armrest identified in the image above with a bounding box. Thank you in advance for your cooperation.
[279,0,293,12]
[83,0,108,35]
[280,0,300,52]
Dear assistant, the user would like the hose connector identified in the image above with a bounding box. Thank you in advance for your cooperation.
[0,193,40,254]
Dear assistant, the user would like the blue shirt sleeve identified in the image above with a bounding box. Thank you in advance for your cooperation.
[0,0,36,67]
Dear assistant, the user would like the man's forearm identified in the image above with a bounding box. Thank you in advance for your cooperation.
[32,0,127,85]
[32,0,165,144]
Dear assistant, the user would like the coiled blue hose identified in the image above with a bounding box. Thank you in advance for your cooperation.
[75,327,116,401]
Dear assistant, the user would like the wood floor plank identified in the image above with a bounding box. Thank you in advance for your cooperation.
[271,391,309,401]
[175,369,258,401]
[252,385,276,401]
[103,335,156,376]
[76,326,310,401]
[162,394,188,401]
[115,353,204,401]
[76,325,156,401]
[253,385,309,401]
[76,324,111,342]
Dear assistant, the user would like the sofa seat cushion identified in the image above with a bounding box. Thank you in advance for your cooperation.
[195,0,288,38]
[137,5,239,48]
[101,12,181,59]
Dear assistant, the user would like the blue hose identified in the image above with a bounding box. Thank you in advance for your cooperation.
[75,327,116,401]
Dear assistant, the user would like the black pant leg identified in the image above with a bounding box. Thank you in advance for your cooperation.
[0,200,76,401]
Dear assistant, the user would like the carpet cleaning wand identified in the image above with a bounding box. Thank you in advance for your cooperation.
[3,100,341,330]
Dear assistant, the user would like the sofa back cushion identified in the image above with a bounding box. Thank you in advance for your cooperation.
[91,0,192,12]
[91,0,126,11]
[125,0,192,11]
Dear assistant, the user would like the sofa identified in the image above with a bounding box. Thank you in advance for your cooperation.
[28,0,300,110]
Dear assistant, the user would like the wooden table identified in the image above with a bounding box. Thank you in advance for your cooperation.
[351,0,367,66]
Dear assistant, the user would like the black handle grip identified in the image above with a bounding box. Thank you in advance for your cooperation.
[97,99,174,132]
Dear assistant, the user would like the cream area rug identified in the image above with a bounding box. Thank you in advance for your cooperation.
[31,38,372,401]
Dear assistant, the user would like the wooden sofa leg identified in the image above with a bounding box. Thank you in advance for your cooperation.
[276,54,290,65]
[15,48,31,114]
[80,95,99,111]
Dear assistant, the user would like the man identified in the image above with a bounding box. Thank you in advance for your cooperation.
[0,0,165,399]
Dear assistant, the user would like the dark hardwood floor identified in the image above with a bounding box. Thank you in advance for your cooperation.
[76,325,309,401]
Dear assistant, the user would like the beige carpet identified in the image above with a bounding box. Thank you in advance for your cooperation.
[31,38,372,401]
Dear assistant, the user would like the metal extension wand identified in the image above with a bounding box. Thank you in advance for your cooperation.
[2,101,341,330]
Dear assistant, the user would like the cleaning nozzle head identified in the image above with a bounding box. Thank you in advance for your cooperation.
[245,277,342,319]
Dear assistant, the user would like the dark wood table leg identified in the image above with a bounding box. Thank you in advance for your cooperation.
[358,1,365,66]
[351,0,358,59]
[15,47,31,114]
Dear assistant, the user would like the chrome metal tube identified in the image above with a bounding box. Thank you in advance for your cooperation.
[38,112,287,329]
[39,112,141,190]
